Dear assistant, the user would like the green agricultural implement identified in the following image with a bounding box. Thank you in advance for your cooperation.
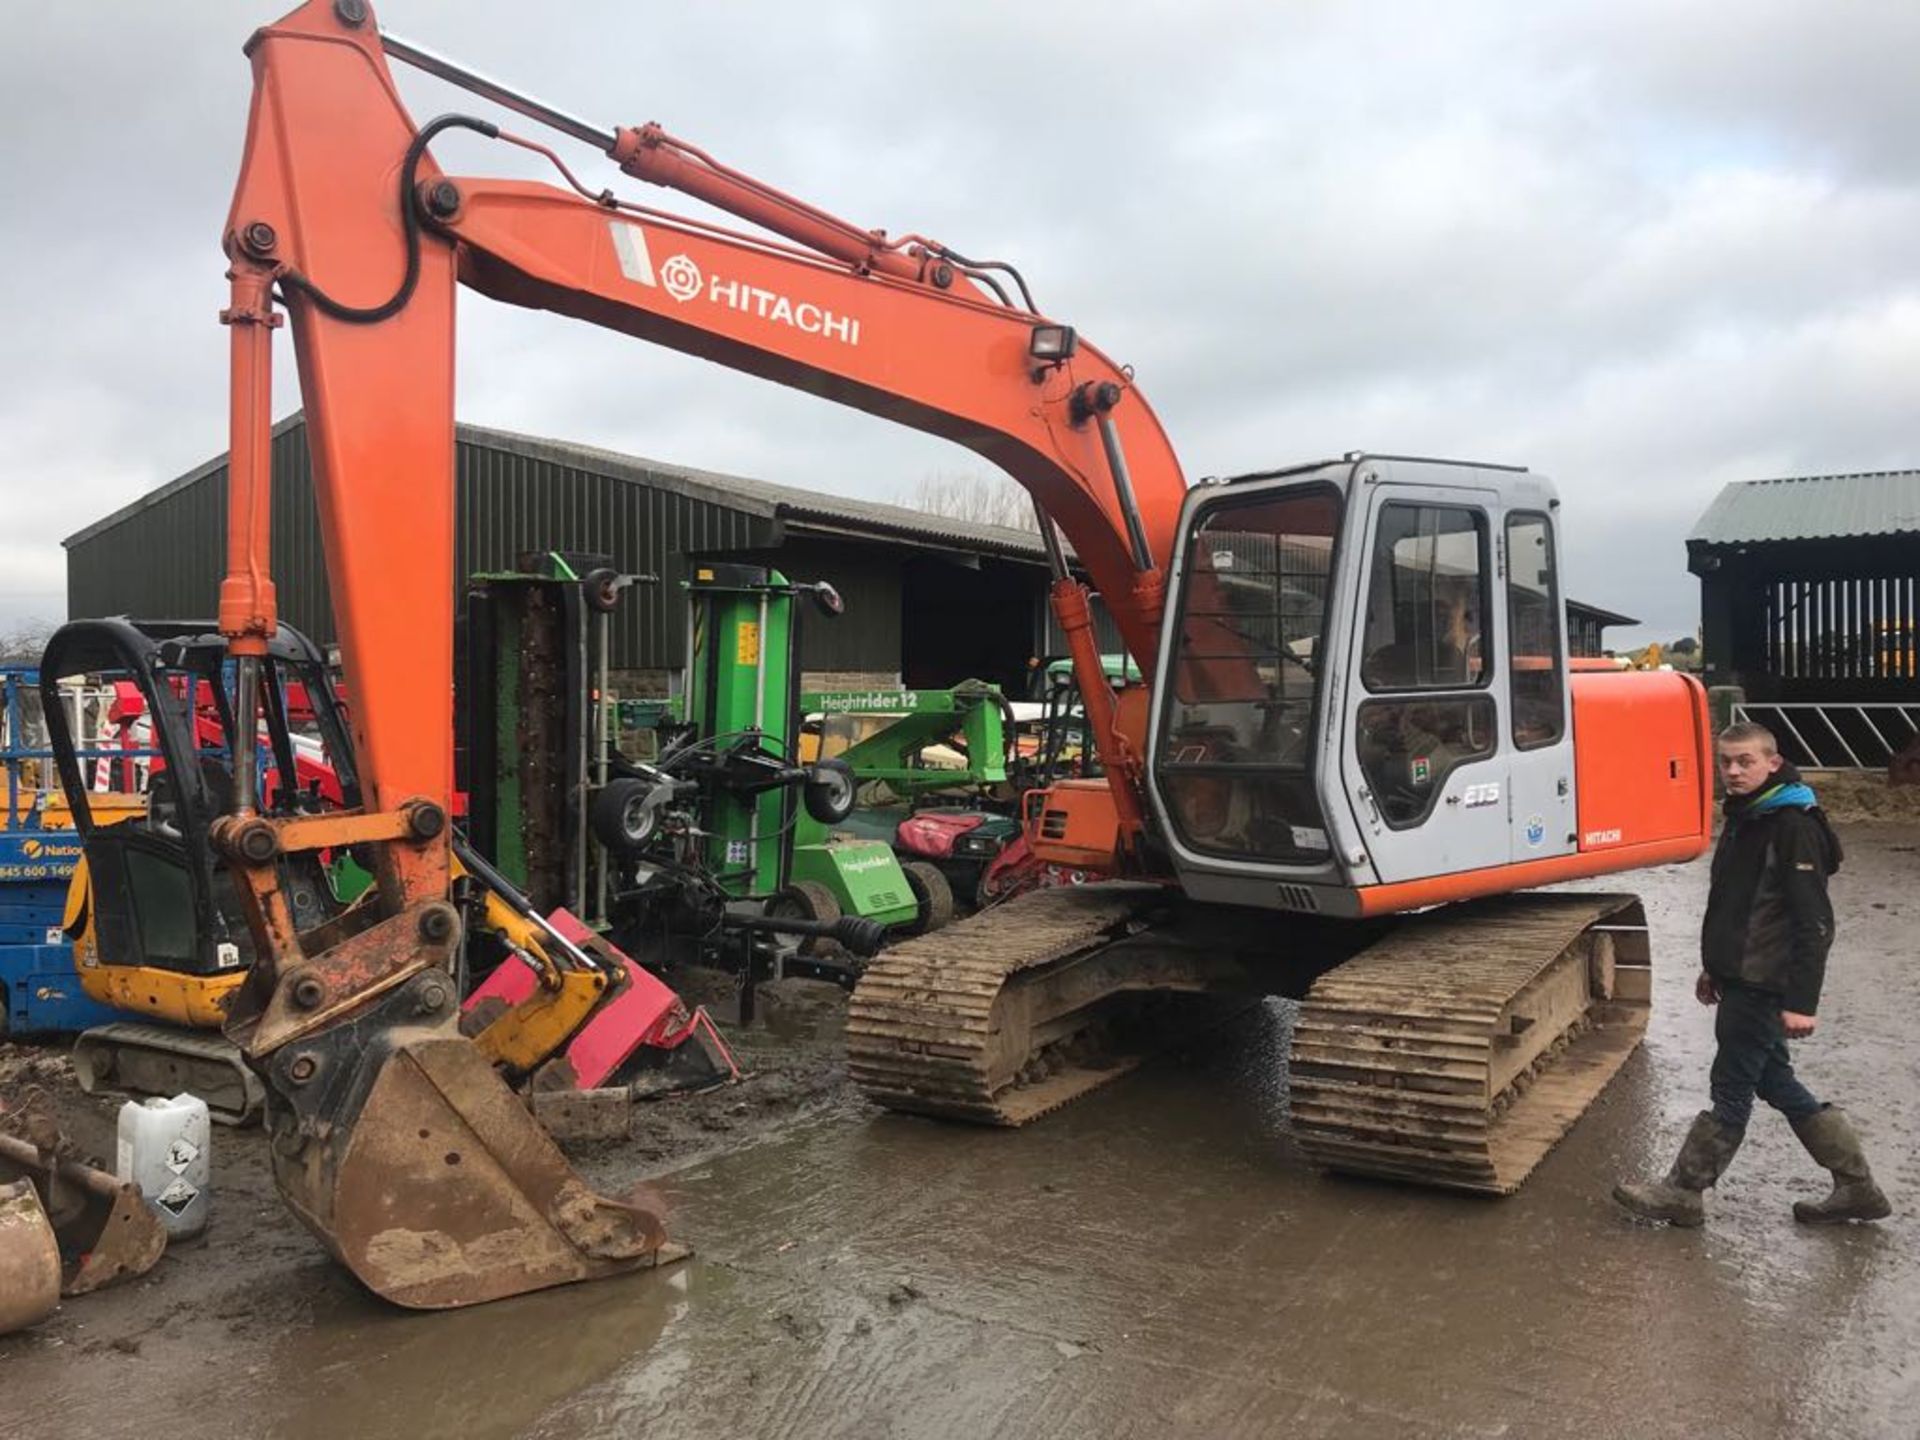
[681,567,952,960]
[797,682,1023,909]
[569,563,949,1003]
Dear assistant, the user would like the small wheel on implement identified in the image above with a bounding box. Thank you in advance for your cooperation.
[590,777,658,854]
[766,880,841,956]
[802,760,857,825]
[582,567,624,613]
[902,861,954,935]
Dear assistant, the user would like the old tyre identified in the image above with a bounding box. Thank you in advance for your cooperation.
[802,759,857,825]
[902,860,954,934]
[589,777,658,853]
[766,880,841,956]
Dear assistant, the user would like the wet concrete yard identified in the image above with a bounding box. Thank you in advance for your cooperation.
[4,825,1915,1439]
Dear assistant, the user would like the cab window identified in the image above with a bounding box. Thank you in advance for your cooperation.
[1355,502,1494,828]
[1356,696,1497,828]
[1359,504,1491,692]
[1158,485,1340,862]
[1506,512,1564,748]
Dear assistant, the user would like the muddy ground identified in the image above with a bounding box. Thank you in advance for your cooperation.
[3,824,1916,1439]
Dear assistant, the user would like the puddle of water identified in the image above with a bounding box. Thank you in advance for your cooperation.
[236,1259,689,1440]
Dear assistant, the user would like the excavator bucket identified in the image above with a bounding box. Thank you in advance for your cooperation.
[0,1132,168,1297]
[0,1179,62,1334]
[260,970,679,1310]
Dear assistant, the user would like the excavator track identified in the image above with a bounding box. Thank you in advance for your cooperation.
[847,884,1169,1124]
[853,885,1650,1198]
[71,1023,267,1127]
[1288,892,1650,1194]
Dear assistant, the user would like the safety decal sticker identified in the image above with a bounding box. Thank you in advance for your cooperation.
[154,1179,198,1217]
[1411,756,1431,785]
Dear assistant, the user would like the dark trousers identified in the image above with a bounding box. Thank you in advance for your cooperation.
[1709,981,1823,1131]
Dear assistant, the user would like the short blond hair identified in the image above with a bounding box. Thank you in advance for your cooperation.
[1717,720,1778,754]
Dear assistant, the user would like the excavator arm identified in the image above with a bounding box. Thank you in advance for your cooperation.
[207,1,1190,1307]
[222,2,1186,823]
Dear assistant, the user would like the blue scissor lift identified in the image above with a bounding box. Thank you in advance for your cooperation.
[0,664,146,1036]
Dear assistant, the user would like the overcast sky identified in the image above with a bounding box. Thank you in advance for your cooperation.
[4,1,1916,645]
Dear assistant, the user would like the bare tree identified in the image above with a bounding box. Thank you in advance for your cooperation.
[0,618,57,664]
[902,472,1038,533]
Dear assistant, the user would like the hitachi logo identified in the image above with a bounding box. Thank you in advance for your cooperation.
[702,272,862,346]
[612,223,863,346]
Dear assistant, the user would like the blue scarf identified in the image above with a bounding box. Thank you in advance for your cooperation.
[1725,760,1816,818]
[1747,780,1816,814]
[1722,761,1842,873]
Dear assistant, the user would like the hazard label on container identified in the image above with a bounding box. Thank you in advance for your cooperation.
[166,1137,200,1175]
[155,1178,198,1217]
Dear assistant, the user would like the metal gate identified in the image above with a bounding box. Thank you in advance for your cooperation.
[1732,701,1920,770]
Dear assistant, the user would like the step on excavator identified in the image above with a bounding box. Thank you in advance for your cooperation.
[62,2,1708,1308]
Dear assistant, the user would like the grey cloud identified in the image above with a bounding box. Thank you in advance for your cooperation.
[2,1,1914,646]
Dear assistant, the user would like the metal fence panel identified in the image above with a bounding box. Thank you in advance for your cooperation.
[1732,702,1920,770]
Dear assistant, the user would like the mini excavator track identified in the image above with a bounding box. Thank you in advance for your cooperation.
[1288,892,1651,1194]
[852,886,1650,1197]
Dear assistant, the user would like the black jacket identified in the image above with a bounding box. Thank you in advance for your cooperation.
[1700,772,1842,1015]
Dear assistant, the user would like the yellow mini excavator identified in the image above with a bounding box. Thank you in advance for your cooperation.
[43,618,732,1126]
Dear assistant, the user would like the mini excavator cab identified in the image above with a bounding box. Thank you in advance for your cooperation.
[1149,456,1583,912]
[42,619,357,1027]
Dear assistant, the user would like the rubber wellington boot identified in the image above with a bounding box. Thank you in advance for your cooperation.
[1789,1107,1891,1224]
[1612,1111,1744,1226]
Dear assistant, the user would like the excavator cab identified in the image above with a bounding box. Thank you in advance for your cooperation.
[40,619,356,1121]
[1149,455,1707,914]
[43,619,356,1001]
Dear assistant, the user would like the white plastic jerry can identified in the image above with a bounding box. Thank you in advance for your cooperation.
[117,1092,211,1240]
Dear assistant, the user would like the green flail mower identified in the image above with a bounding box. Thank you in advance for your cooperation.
[480,564,952,1013]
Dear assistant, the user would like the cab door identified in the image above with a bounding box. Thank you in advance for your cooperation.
[1500,509,1576,863]
[1339,476,1509,884]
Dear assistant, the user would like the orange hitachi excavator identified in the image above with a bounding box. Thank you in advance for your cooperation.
[142,1,1709,1308]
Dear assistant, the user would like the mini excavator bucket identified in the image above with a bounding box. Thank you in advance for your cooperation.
[240,964,679,1310]
[0,1132,169,1301]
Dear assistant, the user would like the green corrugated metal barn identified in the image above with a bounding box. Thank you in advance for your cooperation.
[63,414,1120,695]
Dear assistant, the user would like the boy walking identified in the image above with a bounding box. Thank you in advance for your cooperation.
[1613,722,1890,1226]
